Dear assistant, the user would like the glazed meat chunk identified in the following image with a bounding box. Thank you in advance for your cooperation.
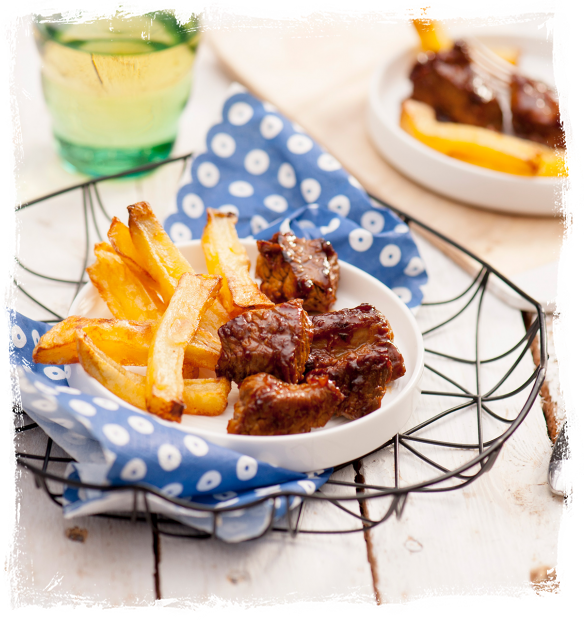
[227,372,344,435]
[511,75,564,148]
[216,299,313,385]
[256,232,340,312]
[306,303,405,381]
[305,304,406,420]
[410,41,503,131]
[308,349,391,421]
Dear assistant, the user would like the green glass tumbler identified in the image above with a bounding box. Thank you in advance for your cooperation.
[34,12,200,177]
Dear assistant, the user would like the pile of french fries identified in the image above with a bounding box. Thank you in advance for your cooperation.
[33,203,273,423]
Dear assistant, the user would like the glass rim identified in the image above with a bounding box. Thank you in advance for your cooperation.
[34,5,201,56]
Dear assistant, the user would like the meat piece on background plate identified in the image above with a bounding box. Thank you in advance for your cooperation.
[227,372,344,435]
[216,299,313,385]
[256,232,340,312]
[305,303,406,420]
[510,74,564,148]
[410,40,503,131]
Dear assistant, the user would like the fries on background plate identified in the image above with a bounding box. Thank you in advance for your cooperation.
[400,99,565,177]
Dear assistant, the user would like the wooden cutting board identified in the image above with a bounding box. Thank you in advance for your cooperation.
[205,19,564,279]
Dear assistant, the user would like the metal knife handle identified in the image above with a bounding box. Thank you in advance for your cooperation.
[548,422,570,496]
[551,423,570,462]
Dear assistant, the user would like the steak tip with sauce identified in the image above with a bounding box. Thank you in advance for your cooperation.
[256,232,340,312]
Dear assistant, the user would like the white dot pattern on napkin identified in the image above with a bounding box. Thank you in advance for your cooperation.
[244,149,270,175]
[328,195,350,217]
[103,424,130,446]
[228,101,254,125]
[158,444,182,471]
[128,415,154,434]
[93,397,118,411]
[197,162,220,188]
[236,455,258,481]
[183,193,205,219]
[287,134,313,154]
[349,228,373,252]
[361,211,385,234]
[197,470,222,492]
[300,178,321,203]
[184,434,209,457]
[277,163,296,188]
[264,194,288,213]
[229,181,254,197]
[31,398,58,413]
[211,132,236,158]
[70,399,96,416]
[12,325,26,348]
[260,114,284,139]
[121,458,147,481]
[44,366,67,381]
[380,244,402,267]
[169,222,192,243]
[161,482,184,497]
[169,92,426,309]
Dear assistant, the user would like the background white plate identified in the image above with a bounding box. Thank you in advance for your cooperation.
[367,34,562,216]
[68,240,425,472]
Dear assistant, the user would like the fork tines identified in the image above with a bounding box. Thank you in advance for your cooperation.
[465,36,515,87]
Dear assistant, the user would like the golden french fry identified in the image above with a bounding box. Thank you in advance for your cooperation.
[146,272,222,421]
[400,98,566,177]
[201,209,274,316]
[412,19,519,64]
[126,201,231,339]
[183,377,231,416]
[77,331,147,410]
[77,332,226,415]
[537,148,567,177]
[182,362,200,380]
[412,19,452,53]
[33,315,222,370]
[87,243,165,321]
[128,201,193,304]
[188,298,229,367]
[107,217,164,296]
[33,316,156,366]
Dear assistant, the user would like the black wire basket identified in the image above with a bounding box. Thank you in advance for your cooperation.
[13,155,546,542]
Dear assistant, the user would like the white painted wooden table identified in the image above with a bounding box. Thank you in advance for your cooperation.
[10,19,565,607]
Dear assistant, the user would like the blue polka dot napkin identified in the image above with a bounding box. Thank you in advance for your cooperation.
[11,310,330,543]
[166,87,427,309]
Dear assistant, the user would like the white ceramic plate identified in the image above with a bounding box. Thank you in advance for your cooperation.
[68,240,424,472]
[367,34,562,216]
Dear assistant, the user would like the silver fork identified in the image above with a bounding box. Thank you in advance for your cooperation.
[464,37,568,134]
[465,36,515,134]
[465,36,515,85]
[464,37,568,105]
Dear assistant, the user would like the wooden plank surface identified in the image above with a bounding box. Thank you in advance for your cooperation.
[359,237,563,601]
[12,425,157,606]
[157,466,376,604]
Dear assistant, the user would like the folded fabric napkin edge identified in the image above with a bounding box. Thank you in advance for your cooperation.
[11,310,332,542]
[166,84,428,309]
